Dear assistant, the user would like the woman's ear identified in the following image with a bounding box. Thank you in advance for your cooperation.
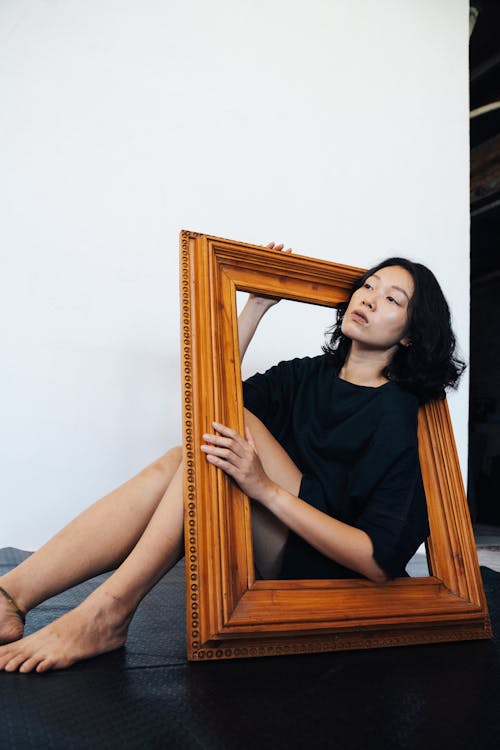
[399,337,412,348]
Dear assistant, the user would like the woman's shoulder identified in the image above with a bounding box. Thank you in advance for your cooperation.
[382,380,419,410]
[244,354,327,392]
[261,353,327,378]
[377,381,420,438]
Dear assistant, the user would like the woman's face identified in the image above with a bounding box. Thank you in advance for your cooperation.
[341,265,414,351]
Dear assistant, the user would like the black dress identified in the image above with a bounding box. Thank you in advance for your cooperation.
[243,354,429,580]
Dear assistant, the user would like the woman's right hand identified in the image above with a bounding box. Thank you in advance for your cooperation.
[248,242,293,310]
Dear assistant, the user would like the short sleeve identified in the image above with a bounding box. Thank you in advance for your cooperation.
[356,446,429,579]
[242,359,303,439]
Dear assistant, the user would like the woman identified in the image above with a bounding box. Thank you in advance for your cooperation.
[0,247,464,672]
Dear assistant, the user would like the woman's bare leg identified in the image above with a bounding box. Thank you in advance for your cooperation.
[0,446,182,645]
[243,409,302,579]
[0,462,185,673]
[0,410,300,672]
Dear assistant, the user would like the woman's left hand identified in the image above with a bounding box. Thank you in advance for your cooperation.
[201,422,275,503]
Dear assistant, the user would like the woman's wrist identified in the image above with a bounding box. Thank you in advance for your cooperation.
[245,296,275,314]
[254,480,284,511]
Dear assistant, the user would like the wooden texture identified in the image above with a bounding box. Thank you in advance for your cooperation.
[180,231,492,661]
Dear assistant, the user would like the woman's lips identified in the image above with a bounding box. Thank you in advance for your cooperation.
[351,310,368,324]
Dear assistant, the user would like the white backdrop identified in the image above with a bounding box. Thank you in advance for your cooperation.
[0,0,469,549]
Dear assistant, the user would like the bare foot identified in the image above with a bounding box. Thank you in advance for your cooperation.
[0,585,25,645]
[0,588,133,673]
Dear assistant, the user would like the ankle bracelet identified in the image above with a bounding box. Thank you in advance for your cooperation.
[0,585,26,624]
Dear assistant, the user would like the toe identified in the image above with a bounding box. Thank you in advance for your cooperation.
[0,647,16,670]
[36,658,54,673]
[5,652,29,672]
[19,656,43,674]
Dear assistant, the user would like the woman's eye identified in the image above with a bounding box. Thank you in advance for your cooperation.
[387,296,399,305]
[364,283,372,289]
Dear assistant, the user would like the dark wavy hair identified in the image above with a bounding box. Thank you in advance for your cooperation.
[322,257,466,404]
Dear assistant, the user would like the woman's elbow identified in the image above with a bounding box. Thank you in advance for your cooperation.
[368,570,390,584]
[365,560,390,584]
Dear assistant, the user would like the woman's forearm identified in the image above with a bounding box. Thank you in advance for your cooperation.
[261,483,389,583]
[237,297,275,362]
[201,422,389,583]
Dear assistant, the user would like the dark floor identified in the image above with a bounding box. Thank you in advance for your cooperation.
[1,546,500,750]
[474,524,500,571]
[405,523,500,576]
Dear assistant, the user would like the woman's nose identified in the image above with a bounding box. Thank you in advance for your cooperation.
[362,299,374,310]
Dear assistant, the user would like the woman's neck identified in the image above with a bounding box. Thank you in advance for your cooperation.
[339,345,395,387]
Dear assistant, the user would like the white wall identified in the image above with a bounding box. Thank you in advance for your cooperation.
[0,0,469,549]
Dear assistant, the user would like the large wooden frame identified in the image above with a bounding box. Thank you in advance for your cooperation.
[180,230,492,661]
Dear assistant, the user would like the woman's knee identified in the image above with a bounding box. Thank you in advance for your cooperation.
[251,504,288,579]
[152,446,183,478]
